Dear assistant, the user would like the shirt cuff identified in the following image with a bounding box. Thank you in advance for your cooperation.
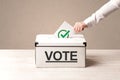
[83,17,93,28]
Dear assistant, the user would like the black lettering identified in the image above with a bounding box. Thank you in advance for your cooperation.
[70,51,77,60]
[62,51,69,60]
[53,51,62,60]
[45,51,53,60]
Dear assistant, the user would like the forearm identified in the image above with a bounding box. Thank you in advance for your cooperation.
[84,0,120,27]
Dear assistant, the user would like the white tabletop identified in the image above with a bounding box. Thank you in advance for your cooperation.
[0,49,120,80]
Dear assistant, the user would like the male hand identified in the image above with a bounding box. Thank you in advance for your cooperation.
[74,22,88,33]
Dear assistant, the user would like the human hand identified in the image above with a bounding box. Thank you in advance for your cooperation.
[74,22,88,33]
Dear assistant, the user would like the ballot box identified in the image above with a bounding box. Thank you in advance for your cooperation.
[35,34,87,68]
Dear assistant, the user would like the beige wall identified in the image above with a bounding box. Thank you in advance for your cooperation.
[0,0,120,49]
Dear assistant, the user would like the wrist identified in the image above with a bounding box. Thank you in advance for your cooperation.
[82,22,88,28]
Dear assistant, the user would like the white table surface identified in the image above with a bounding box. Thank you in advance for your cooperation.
[0,49,120,80]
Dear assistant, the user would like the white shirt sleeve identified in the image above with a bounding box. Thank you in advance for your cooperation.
[84,0,120,27]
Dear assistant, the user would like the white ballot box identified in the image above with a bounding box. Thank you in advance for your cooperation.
[35,34,87,68]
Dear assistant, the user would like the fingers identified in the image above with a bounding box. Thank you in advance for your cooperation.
[74,22,83,33]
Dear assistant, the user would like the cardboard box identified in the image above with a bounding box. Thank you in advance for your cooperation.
[35,34,87,68]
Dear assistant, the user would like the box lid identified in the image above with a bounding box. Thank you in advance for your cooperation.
[35,34,87,47]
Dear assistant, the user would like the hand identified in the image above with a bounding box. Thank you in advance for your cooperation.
[74,22,88,33]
